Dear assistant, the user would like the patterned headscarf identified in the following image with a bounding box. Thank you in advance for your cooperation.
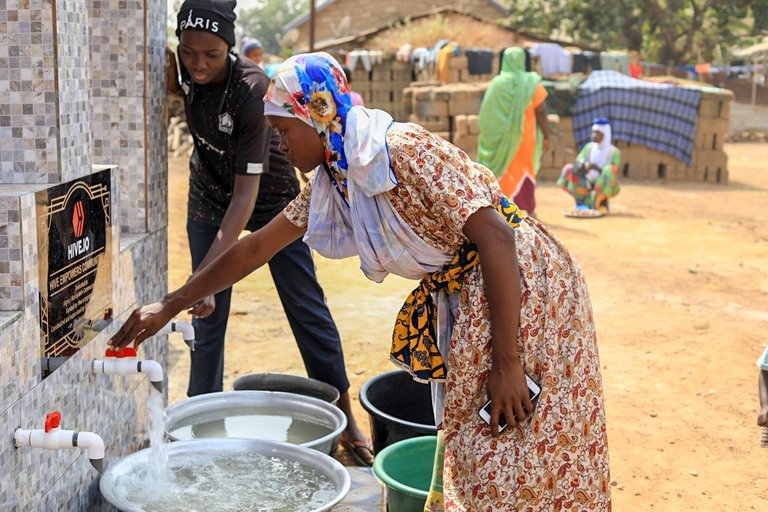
[265,52,353,197]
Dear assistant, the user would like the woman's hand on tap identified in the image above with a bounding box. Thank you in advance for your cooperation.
[108,301,174,349]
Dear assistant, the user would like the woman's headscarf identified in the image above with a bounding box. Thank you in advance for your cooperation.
[588,119,613,169]
[265,52,353,181]
[476,47,542,178]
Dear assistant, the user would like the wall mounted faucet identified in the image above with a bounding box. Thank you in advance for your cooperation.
[14,412,105,472]
[158,320,196,351]
[92,348,164,393]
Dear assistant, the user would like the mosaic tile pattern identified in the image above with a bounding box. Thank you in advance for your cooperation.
[91,96,146,232]
[0,401,22,511]
[0,313,23,413]
[0,0,59,184]
[145,0,169,236]
[145,93,168,235]
[0,0,170,508]
[87,0,144,98]
[0,195,22,311]
[88,0,154,235]
[56,0,93,183]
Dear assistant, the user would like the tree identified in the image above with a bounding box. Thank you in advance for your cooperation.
[236,0,308,55]
[504,0,767,65]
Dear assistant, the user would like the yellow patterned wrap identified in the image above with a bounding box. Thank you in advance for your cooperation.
[390,197,525,382]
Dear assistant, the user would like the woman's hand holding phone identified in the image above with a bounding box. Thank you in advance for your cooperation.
[484,359,537,437]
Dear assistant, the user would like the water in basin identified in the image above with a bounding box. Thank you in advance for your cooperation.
[169,411,333,443]
[110,452,337,512]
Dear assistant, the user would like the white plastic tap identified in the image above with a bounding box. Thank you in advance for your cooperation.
[157,320,196,351]
[14,412,105,472]
[92,347,164,393]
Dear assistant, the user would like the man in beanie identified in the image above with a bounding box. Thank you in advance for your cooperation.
[171,0,374,465]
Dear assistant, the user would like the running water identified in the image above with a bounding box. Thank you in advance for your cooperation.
[109,452,337,511]
[146,390,168,484]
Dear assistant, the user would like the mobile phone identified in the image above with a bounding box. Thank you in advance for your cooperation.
[478,373,542,432]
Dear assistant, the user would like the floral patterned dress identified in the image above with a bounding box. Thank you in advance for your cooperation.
[284,123,611,511]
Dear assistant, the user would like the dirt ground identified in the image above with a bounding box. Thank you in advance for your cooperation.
[164,143,768,510]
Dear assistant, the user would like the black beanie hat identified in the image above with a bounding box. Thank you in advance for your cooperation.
[176,0,237,48]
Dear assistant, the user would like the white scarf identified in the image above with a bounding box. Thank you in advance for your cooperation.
[303,107,453,282]
[588,123,613,169]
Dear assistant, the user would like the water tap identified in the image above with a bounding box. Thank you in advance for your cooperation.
[158,320,196,351]
[92,347,164,393]
[14,411,105,472]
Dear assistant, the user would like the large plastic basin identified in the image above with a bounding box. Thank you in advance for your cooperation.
[359,370,436,454]
[373,436,437,512]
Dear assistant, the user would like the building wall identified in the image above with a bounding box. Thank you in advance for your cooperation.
[0,0,168,510]
[293,0,506,48]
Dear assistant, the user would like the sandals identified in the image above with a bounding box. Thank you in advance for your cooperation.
[339,437,375,467]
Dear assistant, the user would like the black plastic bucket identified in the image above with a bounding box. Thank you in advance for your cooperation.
[359,370,437,454]
[232,372,341,405]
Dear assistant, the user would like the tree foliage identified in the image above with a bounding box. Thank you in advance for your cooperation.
[505,0,768,65]
[236,0,308,55]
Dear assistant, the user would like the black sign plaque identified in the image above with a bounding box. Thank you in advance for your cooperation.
[36,169,113,369]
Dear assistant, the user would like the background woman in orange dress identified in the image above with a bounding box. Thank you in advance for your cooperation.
[477,47,551,217]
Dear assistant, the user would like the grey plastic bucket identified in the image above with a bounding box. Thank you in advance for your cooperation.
[232,372,340,405]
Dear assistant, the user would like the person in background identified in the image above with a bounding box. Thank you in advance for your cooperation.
[757,346,768,447]
[241,36,264,67]
[629,50,644,79]
[341,65,365,107]
[558,118,621,214]
[477,47,550,217]
[167,0,373,465]
[113,52,611,511]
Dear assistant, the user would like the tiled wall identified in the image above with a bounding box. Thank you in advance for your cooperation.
[89,0,168,235]
[0,0,59,184]
[0,0,168,510]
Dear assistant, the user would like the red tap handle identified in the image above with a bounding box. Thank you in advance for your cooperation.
[104,347,137,358]
[45,411,61,432]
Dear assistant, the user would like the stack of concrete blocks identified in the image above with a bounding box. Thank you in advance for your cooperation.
[538,115,577,180]
[403,83,486,157]
[573,91,732,184]
[412,51,498,85]
[403,83,732,185]
[350,59,413,121]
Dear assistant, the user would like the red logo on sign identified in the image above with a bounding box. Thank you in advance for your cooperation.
[72,201,85,238]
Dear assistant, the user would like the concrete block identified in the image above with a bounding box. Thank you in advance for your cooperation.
[454,115,469,136]
[449,56,469,70]
[467,115,479,134]
[408,115,449,132]
[371,65,392,81]
[448,91,484,116]
[415,100,449,118]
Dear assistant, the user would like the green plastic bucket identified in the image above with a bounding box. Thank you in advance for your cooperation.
[372,436,437,512]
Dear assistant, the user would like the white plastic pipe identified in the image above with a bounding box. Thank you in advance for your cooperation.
[92,358,164,393]
[14,427,105,471]
[157,320,196,351]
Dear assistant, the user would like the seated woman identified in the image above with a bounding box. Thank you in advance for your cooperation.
[558,118,620,214]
